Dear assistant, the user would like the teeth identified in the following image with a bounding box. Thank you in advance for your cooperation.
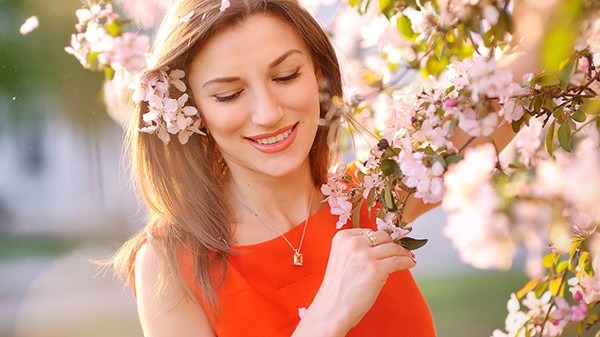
[256,129,292,145]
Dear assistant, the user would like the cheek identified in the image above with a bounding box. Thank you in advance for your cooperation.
[287,78,320,119]
[198,103,247,137]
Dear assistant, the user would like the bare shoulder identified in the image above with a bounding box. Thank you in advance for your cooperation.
[135,242,216,337]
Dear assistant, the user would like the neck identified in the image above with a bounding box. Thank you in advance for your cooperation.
[227,160,322,234]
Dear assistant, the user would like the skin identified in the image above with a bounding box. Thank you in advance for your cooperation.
[135,14,415,337]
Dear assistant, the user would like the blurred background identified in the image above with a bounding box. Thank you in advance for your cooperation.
[0,0,565,337]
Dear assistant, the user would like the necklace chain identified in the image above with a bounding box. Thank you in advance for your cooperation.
[235,189,314,266]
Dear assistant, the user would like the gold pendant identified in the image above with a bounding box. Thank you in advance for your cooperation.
[293,250,303,266]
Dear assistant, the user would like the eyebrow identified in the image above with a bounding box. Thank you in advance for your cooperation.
[202,49,303,88]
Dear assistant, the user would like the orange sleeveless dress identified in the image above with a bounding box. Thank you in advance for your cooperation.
[178,203,436,337]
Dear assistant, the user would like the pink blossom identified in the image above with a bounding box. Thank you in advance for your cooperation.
[400,152,446,203]
[550,297,571,328]
[328,195,353,229]
[514,116,544,167]
[376,213,410,240]
[361,173,381,198]
[321,165,354,229]
[135,68,204,144]
[570,300,588,322]
[443,98,458,108]
[443,144,520,269]
[458,109,498,137]
[579,269,600,304]
[108,33,149,73]
[116,0,168,28]
[482,5,499,25]
[498,96,525,123]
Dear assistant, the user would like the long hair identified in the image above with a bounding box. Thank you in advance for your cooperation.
[112,0,343,313]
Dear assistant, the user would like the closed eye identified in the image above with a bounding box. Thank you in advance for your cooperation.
[274,68,301,83]
[213,90,243,103]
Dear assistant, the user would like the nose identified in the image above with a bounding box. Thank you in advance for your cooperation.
[249,84,284,127]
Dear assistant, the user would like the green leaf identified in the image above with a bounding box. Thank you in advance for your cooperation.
[103,66,115,80]
[546,120,556,155]
[533,96,543,113]
[383,147,399,159]
[557,122,572,152]
[540,0,582,73]
[579,99,600,115]
[556,260,568,273]
[534,282,549,298]
[424,56,447,77]
[517,278,540,299]
[399,237,428,250]
[105,21,123,37]
[379,0,395,19]
[366,187,376,211]
[571,108,586,123]
[397,15,415,41]
[542,28,575,73]
[445,154,464,165]
[536,73,561,87]
[559,58,577,90]
[569,237,583,256]
[87,51,99,68]
[352,200,362,228]
[381,159,402,177]
[542,252,558,268]
[383,186,396,211]
[552,106,564,120]
[548,277,565,297]
[512,118,524,133]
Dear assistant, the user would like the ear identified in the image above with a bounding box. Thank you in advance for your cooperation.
[315,67,324,91]
[314,66,323,81]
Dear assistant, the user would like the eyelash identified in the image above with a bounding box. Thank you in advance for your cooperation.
[274,69,302,82]
[212,68,302,103]
[214,91,242,103]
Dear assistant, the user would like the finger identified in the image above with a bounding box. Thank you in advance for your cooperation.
[376,254,417,274]
[368,241,412,260]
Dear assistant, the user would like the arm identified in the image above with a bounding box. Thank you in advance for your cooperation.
[134,243,216,337]
[291,228,416,336]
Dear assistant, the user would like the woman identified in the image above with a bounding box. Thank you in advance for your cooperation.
[113,0,433,335]
[113,0,552,334]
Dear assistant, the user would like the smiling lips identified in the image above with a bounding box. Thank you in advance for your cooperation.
[246,123,298,153]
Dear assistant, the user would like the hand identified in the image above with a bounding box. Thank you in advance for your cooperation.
[295,228,416,336]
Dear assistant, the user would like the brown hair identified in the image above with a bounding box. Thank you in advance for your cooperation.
[112,0,342,313]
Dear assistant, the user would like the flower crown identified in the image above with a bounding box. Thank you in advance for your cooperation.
[131,68,205,145]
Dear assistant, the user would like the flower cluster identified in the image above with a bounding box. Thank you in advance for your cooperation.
[324,32,600,333]
[323,55,526,249]
[493,252,599,337]
[65,0,149,79]
[132,68,205,145]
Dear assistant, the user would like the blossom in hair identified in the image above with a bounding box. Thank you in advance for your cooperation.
[220,0,231,12]
[132,68,205,145]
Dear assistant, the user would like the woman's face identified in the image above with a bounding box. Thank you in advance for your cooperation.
[189,14,321,181]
